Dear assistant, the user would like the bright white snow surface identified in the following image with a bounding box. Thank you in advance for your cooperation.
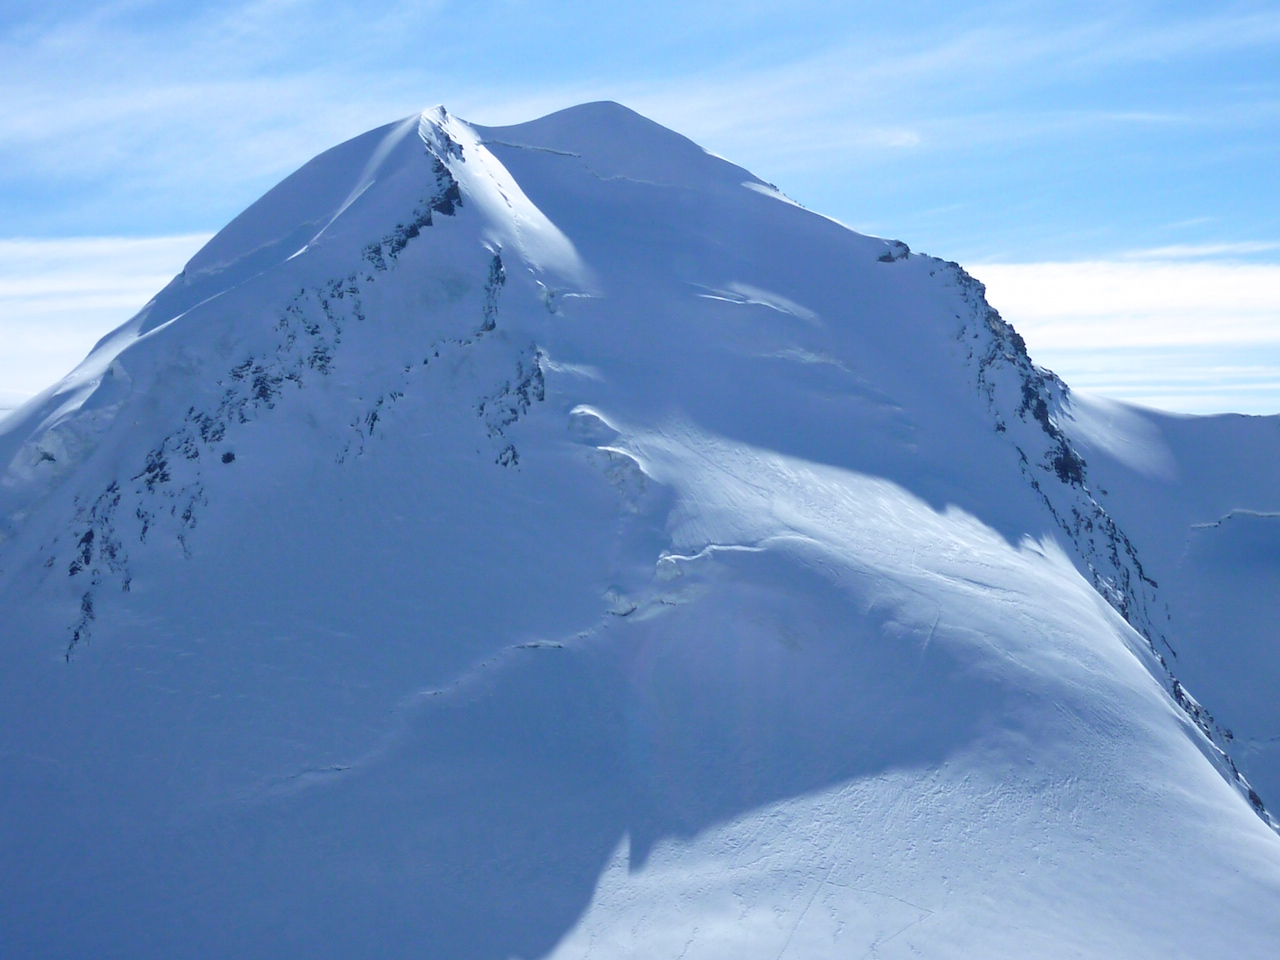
[1,103,1278,959]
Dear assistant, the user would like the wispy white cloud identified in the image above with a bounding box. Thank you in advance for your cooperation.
[4,1,1277,238]
[1082,6,1280,62]
[1121,241,1280,260]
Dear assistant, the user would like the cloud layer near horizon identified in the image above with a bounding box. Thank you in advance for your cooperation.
[972,260,1280,415]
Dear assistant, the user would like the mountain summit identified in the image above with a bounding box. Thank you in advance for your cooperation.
[2,102,1278,958]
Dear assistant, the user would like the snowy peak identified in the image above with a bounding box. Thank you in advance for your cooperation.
[138,110,458,335]
[151,105,586,331]
[476,100,760,190]
[1,101,1279,959]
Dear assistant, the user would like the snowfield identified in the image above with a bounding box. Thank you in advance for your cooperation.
[0,102,1277,958]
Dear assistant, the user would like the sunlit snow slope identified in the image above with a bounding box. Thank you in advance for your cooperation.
[1,103,1278,959]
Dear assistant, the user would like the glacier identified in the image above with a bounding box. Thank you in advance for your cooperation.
[0,102,1278,958]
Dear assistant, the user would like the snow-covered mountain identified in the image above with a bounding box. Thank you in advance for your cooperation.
[1,102,1277,959]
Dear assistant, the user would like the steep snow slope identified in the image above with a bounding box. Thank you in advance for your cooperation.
[1061,396,1280,802]
[0,103,1277,959]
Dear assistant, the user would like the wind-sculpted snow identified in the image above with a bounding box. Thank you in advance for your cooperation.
[0,102,1278,959]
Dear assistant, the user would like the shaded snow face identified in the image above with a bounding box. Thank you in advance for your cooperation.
[0,102,1278,960]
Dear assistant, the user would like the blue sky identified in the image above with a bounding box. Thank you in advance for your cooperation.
[2,1,1279,412]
